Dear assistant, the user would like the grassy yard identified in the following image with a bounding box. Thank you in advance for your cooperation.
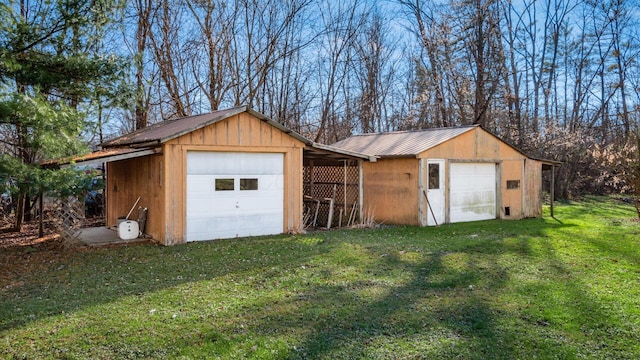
[1,197,639,359]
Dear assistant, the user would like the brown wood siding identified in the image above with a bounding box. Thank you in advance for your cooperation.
[106,154,164,241]
[421,128,525,160]
[285,149,303,231]
[523,159,542,217]
[501,160,524,219]
[160,112,305,244]
[163,143,185,245]
[418,128,543,222]
[362,158,420,225]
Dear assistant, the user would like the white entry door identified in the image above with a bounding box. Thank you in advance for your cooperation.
[186,152,284,241]
[449,163,496,223]
[426,159,445,226]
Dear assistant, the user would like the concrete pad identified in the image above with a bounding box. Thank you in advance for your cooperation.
[78,227,149,246]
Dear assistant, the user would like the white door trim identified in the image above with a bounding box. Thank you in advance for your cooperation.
[426,159,446,226]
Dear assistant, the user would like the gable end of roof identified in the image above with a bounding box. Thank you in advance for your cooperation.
[331,125,478,157]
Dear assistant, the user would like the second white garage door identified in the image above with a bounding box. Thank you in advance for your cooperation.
[449,163,496,223]
[186,152,284,241]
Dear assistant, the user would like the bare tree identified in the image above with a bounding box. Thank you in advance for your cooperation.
[148,0,192,118]
[134,0,153,129]
[455,0,504,126]
[501,0,525,144]
[185,0,234,111]
[399,0,451,127]
[313,0,368,143]
[227,0,312,110]
[354,13,397,133]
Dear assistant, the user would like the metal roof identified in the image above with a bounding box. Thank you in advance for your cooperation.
[331,126,477,157]
[102,106,312,147]
[41,147,159,168]
[99,106,375,163]
[42,107,377,167]
[304,142,377,163]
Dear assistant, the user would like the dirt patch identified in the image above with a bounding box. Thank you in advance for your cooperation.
[0,221,63,250]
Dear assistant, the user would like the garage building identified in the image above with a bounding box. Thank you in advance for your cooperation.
[95,106,372,245]
[331,125,559,226]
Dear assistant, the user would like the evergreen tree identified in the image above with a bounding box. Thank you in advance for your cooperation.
[0,0,127,231]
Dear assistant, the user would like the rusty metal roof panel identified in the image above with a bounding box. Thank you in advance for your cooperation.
[102,106,249,147]
[41,147,159,168]
[331,126,477,157]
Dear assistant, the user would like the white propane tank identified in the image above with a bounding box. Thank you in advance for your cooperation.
[118,220,139,240]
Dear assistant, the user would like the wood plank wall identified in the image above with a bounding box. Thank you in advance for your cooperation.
[106,154,164,241]
[501,160,524,219]
[523,159,543,217]
[161,112,305,244]
[362,158,420,225]
[418,128,542,222]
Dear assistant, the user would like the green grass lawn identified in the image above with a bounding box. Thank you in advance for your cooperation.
[1,197,639,359]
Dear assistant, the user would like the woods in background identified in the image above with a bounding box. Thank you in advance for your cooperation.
[2,0,640,215]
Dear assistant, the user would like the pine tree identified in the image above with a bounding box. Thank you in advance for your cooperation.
[0,0,127,232]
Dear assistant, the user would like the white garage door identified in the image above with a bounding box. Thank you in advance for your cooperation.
[450,163,496,223]
[186,152,284,241]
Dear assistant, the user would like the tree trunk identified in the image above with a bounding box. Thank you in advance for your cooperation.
[12,193,26,232]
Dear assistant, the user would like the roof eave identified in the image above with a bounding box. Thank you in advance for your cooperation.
[41,147,161,169]
[378,154,418,159]
[308,142,377,162]
[533,157,562,167]
[157,105,250,144]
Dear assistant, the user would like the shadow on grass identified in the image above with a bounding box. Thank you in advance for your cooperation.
[517,234,639,357]
[190,219,584,358]
[2,200,637,358]
[204,217,629,358]
[0,234,330,332]
[278,252,512,359]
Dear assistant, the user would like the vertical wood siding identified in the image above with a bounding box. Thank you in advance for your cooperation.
[523,159,543,217]
[106,154,164,241]
[360,127,543,225]
[160,113,304,244]
[501,160,524,218]
[362,158,420,225]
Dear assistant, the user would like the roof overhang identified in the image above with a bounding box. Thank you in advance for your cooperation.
[540,159,562,170]
[304,142,377,165]
[102,106,313,148]
[41,147,160,169]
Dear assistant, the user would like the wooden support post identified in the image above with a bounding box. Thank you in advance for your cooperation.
[313,199,320,227]
[309,160,315,198]
[550,165,555,218]
[343,160,347,211]
[358,160,363,223]
[326,184,337,229]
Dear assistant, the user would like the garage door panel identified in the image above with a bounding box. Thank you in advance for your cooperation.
[186,152,284,241]
[252,175,283,189]
[450,163,496,223]
[238,155,283,175]
[188,152,284,175]
[236,213,283,237]
[188,216,238,241]
[237,196,281,210]
[187,176,214,196]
